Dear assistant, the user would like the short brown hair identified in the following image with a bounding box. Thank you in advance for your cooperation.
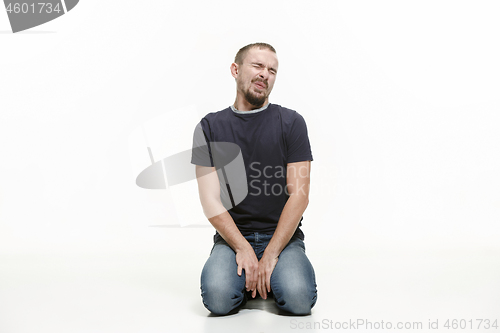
[234,43,277,65]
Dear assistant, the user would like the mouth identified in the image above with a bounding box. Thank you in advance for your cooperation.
[253,81,267,90]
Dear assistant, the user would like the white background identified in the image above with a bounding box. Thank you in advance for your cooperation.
[1,1,499,333]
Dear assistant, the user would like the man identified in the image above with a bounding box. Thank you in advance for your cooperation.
[191,42,317,315]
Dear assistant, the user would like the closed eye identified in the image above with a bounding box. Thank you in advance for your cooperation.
[251,63,277,74]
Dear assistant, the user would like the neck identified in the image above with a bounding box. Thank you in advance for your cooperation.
[233,95,268,112]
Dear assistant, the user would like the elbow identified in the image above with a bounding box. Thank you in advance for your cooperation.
[290,192,309,208]
[200,197,227,220]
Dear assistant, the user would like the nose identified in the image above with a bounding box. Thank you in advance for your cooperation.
[258,68,270,80]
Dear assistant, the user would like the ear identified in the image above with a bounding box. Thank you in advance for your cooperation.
[230,63,239,79]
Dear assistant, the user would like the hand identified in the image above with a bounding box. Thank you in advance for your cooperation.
[257,254,279,299]
[235,248,259,298]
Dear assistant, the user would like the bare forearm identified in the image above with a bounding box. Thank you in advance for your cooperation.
[263,195,309,258]
[196,165,252,253]
[207,208,252,252]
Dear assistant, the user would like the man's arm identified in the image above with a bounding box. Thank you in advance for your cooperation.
[195,165,260,298]
[256,160,311,299]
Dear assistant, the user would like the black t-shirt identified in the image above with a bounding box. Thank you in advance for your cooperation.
[191,103,313,243]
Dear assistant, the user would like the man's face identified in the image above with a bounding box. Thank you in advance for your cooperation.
[234,47,279,107]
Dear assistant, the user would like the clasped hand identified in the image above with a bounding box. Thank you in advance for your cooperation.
[236,249,278,300]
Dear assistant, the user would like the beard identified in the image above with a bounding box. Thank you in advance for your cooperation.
[244,83,268,107]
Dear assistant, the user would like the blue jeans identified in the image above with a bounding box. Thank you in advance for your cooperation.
[200,232,317,315]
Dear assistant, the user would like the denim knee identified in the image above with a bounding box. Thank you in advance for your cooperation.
[273,282,317,315]
[201,282,245,315]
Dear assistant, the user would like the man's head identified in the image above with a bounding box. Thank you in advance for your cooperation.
[231,43,279,109]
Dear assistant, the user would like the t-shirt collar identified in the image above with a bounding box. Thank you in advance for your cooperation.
[230,103,270,114]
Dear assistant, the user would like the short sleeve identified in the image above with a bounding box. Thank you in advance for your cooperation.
[286,113,313,163]
[190,121,214,167]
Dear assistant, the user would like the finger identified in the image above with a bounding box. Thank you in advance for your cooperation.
[237,263,242,277]
[242,269,251,291]
[250,273,257,294]
[250,269,258,291]
[247,267,256,292]
[256,275,262,299]
[266,272,271,293]
[259,272,267,299]
[246,273,251,291]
